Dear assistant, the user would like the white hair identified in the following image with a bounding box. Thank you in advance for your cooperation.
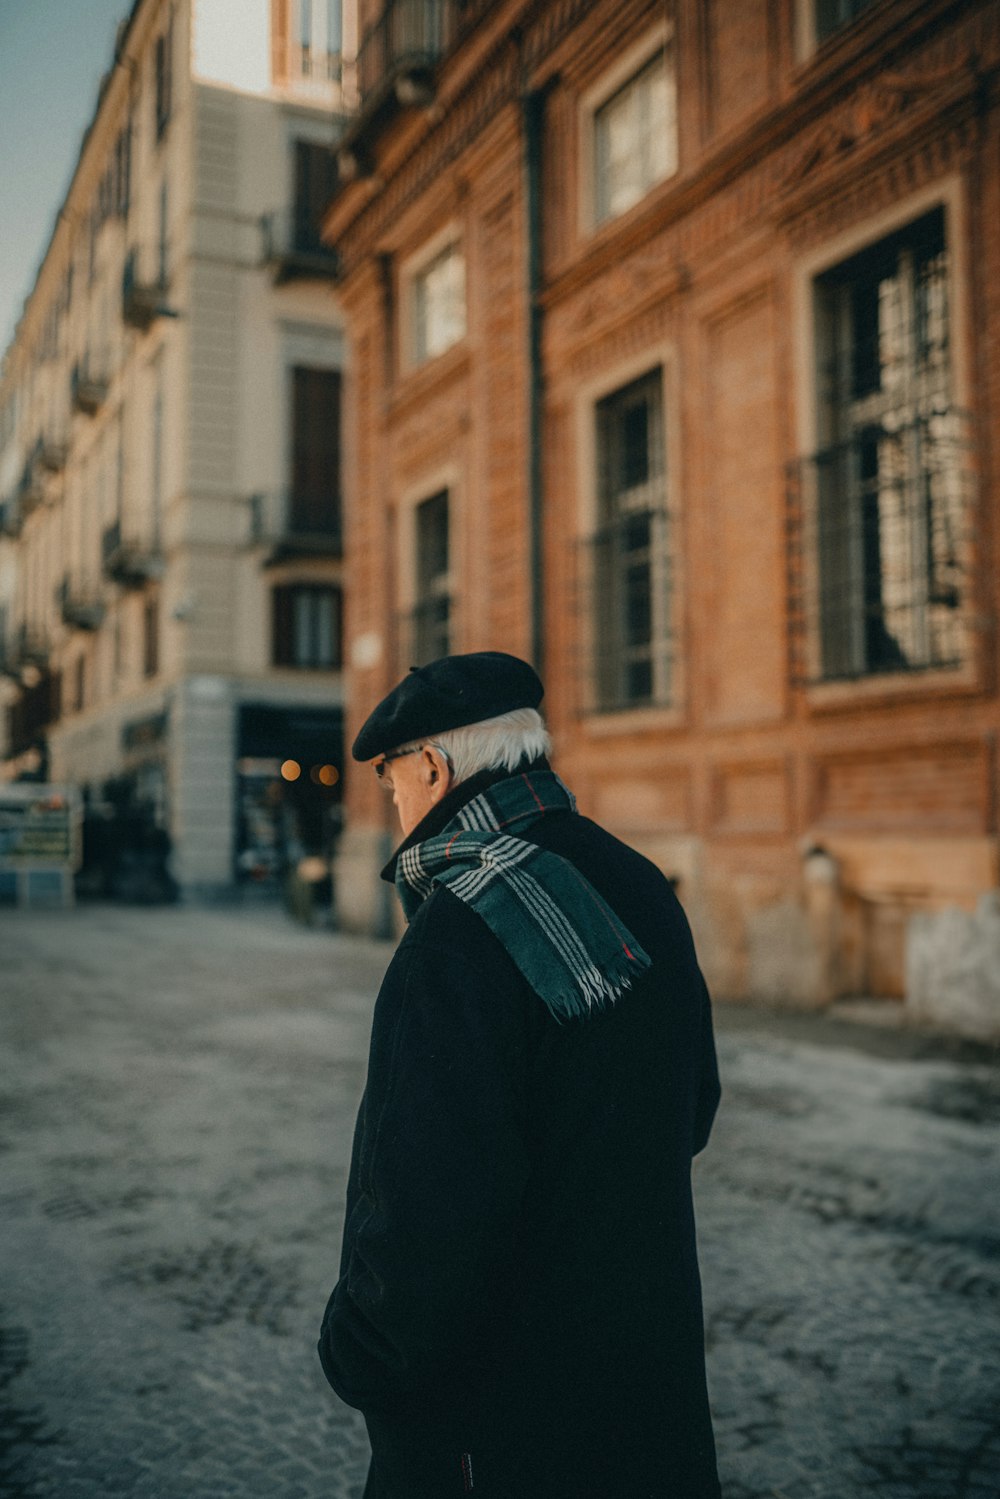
[396,707,551,784]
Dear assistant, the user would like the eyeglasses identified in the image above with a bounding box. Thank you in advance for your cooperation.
[373,745,424,784]
[373,743,452,788]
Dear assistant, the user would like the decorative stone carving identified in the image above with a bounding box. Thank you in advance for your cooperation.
[782,52,978,193]
[560,253,690,338]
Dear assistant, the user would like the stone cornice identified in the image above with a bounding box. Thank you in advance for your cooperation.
[542,4,995,318]
[328,0,997,298]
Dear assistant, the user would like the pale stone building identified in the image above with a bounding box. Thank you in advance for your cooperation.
[0,0,355,899]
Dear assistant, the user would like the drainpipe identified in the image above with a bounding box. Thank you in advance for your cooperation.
[523,85,546,674]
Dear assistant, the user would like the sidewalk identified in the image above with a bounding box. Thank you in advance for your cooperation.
[1,903,997,1497]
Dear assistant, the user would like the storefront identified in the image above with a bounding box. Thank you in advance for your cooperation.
[235,702,343,897]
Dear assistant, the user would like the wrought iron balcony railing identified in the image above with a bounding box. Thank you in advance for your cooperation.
[6,667,62,751]
[0,497,22,538]
[261,211,340,285]
[17,436,67,518]
[357,0,453,101]
[248,491,342,562]
[58,576,107,631]
[337,0,492,178]
[71,363,110,416]
[0,624,50,681]
[101,519,164,587]
[121,251,177,332]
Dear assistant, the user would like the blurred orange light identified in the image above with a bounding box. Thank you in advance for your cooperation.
[317,764,339,787]
[280,759,301,782]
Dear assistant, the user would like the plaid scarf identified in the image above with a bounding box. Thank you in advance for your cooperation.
[395,769,651,1021]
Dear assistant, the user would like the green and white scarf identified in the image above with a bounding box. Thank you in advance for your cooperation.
[395,769,651,1021]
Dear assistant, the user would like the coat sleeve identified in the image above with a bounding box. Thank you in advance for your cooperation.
[318,920,530,1412]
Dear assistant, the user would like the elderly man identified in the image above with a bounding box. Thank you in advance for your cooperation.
[318,651,721,1498]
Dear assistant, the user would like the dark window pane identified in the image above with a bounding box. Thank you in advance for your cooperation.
[621,402,649,489]
[816,0,876,44]
[593,370,668,708]
[416,490,449,591]
[293,140,337,254]
[290,366,341,537]
[411,491,450,664]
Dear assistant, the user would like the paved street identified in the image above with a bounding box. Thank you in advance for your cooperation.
[1,904,998,1499]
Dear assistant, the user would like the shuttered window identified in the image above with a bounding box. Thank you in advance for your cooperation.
[273,585,343,668]
[293,140,337,255]
[290,366,341,541]
[155,16,173,140]
[143,597,160,679]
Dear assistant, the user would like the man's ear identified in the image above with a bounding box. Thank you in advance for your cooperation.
[424,745,452,795]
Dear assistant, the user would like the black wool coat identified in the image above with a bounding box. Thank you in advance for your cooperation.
[319,764,722,1498]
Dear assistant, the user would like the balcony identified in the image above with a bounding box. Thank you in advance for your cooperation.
[6,668,61,754]
[58,576,106,632]
[261,211,340,285]
[337,0,473,179]
[37,437,69,473]
[0,498,21,539]
[101,520,164,587]
[71,363,109,416]
[1,624,50,682]
[121,251,176,332]
[16,434,70,521]
[248,491,342,563]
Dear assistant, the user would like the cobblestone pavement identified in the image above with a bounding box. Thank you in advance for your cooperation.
[1,904,997,1499]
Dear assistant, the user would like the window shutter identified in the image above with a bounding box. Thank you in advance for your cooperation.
[143,598,160,678]
[273,586,294,667]
[293,141,337,254]
[290,367,341,538]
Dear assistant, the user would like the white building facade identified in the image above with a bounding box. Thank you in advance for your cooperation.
[0,0,355,899]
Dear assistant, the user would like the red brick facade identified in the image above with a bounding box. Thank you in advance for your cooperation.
[327,0,1000,1007]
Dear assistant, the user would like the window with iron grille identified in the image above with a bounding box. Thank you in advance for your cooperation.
[410,490,451,665]
[412,244,466,365]
[798,207,969,683]
[154,16,173,140]
[143,598,159,679]
[273,584,343,669]
[593,47,677,226]
[815,0,877,45]
[590,370,671,709]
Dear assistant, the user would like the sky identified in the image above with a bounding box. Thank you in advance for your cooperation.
[0,0,135,352]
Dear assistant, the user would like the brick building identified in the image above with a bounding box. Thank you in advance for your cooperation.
[326,0,999,1022]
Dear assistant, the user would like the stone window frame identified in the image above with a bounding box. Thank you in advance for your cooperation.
[790,174,980,709]
[571,340,686,731]
[399,224,467,372]
[578,21,677,239]
[395,463,462,670]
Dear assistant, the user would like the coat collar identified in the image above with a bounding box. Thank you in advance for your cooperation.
[379,756,553,884]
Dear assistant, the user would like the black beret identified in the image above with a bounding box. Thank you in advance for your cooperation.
[352,651,544,761]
